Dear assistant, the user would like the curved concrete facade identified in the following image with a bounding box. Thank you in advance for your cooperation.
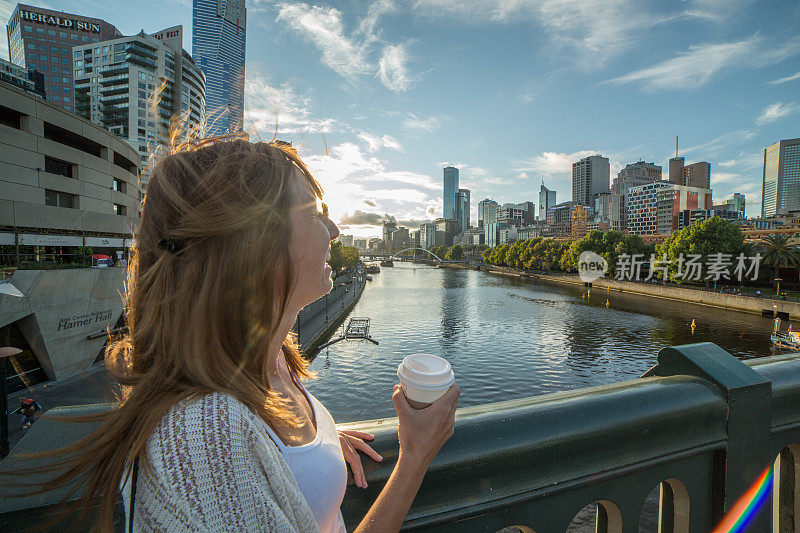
[0,267,125,381]
[0,81,141,240]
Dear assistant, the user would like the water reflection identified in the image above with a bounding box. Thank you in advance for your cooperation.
[307,263,775,423]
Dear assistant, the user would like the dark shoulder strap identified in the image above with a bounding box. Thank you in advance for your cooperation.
[129,457,139,532]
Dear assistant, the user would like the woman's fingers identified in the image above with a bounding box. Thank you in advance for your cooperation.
[340,429,375,441]
[339,434,368,488]
[348,437,383,462]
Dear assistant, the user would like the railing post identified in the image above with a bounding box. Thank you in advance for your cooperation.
[643,342,772,530]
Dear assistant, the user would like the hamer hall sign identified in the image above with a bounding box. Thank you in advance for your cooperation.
[20,10,101,33]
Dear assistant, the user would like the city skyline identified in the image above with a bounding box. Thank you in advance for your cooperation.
[2,1,799,238]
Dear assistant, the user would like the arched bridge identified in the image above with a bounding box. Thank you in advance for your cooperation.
[362,248,445,262]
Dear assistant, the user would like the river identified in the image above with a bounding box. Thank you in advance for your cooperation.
[307,262,773,422]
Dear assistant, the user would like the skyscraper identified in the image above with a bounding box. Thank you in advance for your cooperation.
[192,0,246,136]
[762,138,800,217]
[443,167,459,220]
[6,4,121,112]
[456,188,471,233]
[572,155,610,207]
[478,199,498,228]
[610,161,661,231]
[538,182,556,221]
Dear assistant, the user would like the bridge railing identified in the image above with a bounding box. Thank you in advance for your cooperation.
[2,343,799,532]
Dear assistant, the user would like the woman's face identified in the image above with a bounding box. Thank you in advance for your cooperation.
[286,170,340,311]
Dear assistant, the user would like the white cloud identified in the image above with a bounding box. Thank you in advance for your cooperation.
[275,1,412,92]
[768,70,800,85]
[513,149,599,178]
[411,0,690,68]
[358,132,403,152]
[402,113,444,133]
[756,102,800,126]
[378,43,412,92]
[682,0,755,22]
[276,3,371,82]
[606,35,800,90]
[681,129,757,157]
[243,68,338,135]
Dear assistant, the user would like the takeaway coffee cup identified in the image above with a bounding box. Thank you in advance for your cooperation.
[397,354,455,409]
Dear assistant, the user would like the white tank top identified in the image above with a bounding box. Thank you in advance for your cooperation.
[261,376,347,533]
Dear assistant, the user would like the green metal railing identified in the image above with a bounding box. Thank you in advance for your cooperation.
[1,343,799,532]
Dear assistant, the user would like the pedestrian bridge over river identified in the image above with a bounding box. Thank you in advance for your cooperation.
[2,342,799,532]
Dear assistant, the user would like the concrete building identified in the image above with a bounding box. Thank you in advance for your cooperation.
[443,166,459,220]
[572,155,610,207]
[456,188,470,233]
[192,0,246,136]
[610,161,661,232]
[762,138,800,217]
[458,227,484,246]
[498,225,518,245]
[477,198,498,228]
[498,203,524,227]
[545,201,578,238]
[420,222,437,250]
[629,182,712,235]
[714,192,746,218]
[570,204,593,239]
[339,234,353,247]
[668,156,711,189]
[73,26,206,189]
[677,208,740,231]
[353,238,367,251]
[518,222,544,240]
[435,218,459,246]
[1,82,142,258]
[539,182,556,221]
[515,201,536,226]
[6,4,121,112]
[485,221,510,248]
[0,268,128,385]
[0,57,44,98]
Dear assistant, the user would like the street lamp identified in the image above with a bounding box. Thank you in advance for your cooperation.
[0,346,22,458]
[776,278,783,297]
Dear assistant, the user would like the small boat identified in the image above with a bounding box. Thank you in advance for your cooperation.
[380,260,394,267]
[771,318,800,350]
[365,264,380,274]
[365,275,373,281]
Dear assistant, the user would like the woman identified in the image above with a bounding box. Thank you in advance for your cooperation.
[35,137,458,532]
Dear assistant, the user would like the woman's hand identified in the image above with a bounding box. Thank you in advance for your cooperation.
[391,383,460,469]
[339,430,383,488]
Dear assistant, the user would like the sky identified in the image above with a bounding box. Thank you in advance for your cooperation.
[3,0,800,238]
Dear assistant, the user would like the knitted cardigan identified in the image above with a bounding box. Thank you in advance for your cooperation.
[126,392,321,532]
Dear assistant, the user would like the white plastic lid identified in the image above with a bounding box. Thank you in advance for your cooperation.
[397,353,455,391]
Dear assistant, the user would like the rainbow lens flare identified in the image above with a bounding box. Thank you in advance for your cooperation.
[712,465,773,533]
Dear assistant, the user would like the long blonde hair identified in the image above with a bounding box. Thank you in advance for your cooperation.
[12,138,323,530]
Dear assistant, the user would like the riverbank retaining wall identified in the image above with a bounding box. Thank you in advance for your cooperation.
[473,265,800,319]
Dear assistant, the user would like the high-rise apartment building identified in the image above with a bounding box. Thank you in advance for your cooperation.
[420,222,437,250]
[538,182,556,221]
[192,0,246,136]
[762,138,800,217]
[456,188,471,233]
[6,4,121,112]
[73,26,206,189]
[442,166,459,220]
[477,198,498,228]
[572,155,610,207]
[0,56,44,97]
[610,161,661,231]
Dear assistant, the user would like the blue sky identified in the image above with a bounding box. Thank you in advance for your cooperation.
[3,0,800,238]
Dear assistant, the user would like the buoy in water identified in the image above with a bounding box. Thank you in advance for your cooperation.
[606,299,610,307]
[691,319,697,332]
